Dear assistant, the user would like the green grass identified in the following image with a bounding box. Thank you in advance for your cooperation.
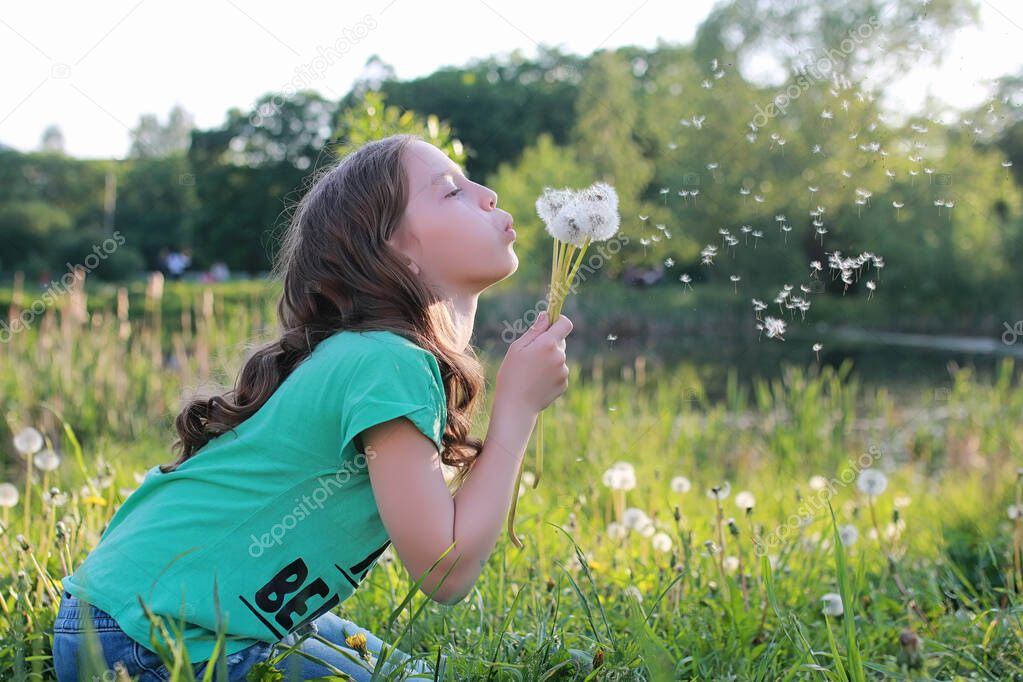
[2,281,1023,680]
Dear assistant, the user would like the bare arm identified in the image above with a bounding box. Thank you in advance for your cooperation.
[363,312,573,604]
[363,392,537,604]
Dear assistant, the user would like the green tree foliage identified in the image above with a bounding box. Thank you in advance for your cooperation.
[186,91,338,272]
[375,46,583,179]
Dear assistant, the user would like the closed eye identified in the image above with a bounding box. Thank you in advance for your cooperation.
[445,187,462,198]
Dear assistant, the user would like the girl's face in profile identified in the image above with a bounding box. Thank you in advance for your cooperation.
[391,140,517,296]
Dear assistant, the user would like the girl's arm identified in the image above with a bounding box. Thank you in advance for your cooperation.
[363,312,573,604]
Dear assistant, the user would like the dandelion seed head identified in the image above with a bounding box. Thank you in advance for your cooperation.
[735,490,755,510]
[857,468,888,497]
[34,449,61,472]
[707,481,731,500]
[651,532,673,552]
[670,475,692,493]
[0,483,19,508]
[821,592,844,616]
[13,427,43,456]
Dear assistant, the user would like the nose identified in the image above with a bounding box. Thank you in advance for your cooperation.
[481,185,497,210]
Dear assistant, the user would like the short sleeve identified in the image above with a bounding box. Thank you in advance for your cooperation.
[339,339,447,456]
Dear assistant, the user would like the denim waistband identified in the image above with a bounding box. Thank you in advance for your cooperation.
[54,589,123,631]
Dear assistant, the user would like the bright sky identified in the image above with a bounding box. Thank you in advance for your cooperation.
[1,0,1021,159]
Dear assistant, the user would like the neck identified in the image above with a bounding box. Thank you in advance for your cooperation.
[444,290,478,352]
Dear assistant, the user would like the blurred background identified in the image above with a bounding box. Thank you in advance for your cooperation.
[1,1,1020,386]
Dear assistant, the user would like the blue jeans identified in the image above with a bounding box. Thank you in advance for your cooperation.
[52,590,444,681]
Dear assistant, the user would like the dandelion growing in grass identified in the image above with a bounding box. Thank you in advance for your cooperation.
[707,481,731,500]
[808,475,829,491]
[34,449,60,472]
[13,427,43,456]
[0,482,18,527]
[821,592,844,616]
[735,491,755,511]
[670,475,692,493]
[857,469,888,497]
[651,532,672,552]
[506,182,622,548]
[858,468,890,555]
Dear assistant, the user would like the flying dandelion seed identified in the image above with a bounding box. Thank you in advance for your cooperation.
[815,227,828,245]
[764,316,786,340]
[679,273,693,290]
[751,230,763,248]
[639,214,649,222]
[606,333,618,348]
[866,280,876,300]
[730,274,741,293]
[809,260,822,278]
[812,342,823,361]
[664,257,674,268]
[751,298,767,320]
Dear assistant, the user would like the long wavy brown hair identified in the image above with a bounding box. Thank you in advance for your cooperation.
[161,133,486,489]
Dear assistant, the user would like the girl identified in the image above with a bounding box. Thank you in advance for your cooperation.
[51,134,574,681]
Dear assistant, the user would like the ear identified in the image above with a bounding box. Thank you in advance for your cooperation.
[386,229,421,277]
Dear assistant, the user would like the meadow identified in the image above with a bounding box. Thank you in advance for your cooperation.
[1,275,1022,681]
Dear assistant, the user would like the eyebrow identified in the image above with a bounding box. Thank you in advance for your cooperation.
[429,166,470,185]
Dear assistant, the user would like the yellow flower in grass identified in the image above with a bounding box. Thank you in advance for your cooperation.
[83,495,107,506]
[345,632,371,661]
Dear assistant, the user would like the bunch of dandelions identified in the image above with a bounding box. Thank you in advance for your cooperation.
[505,181,622,550]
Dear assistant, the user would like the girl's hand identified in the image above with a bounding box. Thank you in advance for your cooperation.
[495,311,574,415]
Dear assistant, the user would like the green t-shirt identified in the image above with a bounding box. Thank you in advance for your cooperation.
[61,329,448,662]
